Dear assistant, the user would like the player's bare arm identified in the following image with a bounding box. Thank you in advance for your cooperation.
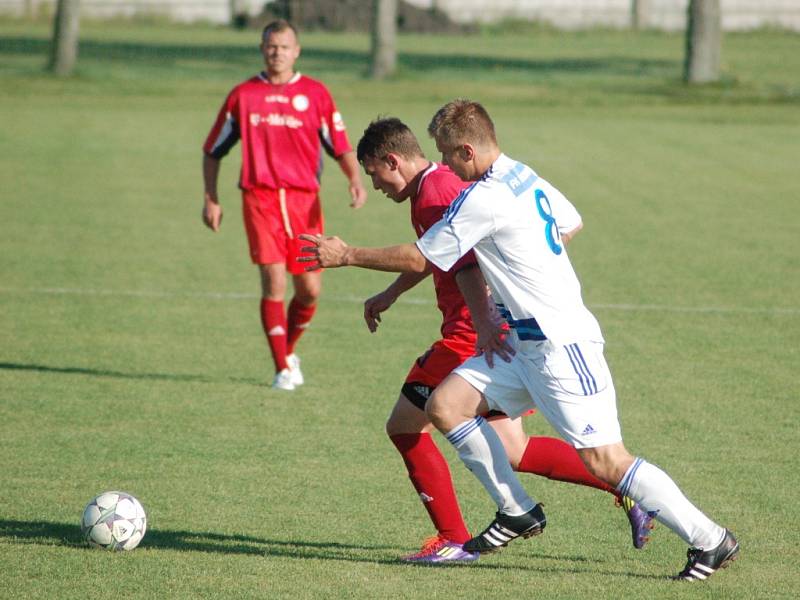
[202,154,223,232]
[363,269,431,333]
[298,234,428,273]
[560,222,583,245]
[337,151,368,209]
[454,265,514,368]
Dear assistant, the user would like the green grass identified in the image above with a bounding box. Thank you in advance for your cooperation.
[1,18,799,599]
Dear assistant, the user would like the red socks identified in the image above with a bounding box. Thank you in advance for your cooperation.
[261,297,316,372]
[390,433,471,544]
[517,436,618,496]
[389,432,618,544]
[286,297,316,355]
[260,299,288,372]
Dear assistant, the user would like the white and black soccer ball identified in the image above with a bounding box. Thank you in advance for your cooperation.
[81,491,147,551]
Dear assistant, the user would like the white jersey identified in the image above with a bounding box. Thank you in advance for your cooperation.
[416,153,603,346]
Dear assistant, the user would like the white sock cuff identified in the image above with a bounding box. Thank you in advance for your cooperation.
[616,457,645,497]
[445,416,487,448]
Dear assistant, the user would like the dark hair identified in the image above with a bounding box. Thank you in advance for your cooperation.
[357,117,425,163]
[427,99,497,149]
[262,19,298,41]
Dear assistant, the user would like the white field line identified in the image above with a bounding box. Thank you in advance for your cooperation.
[589,302,800,316]
[1,286,798,316]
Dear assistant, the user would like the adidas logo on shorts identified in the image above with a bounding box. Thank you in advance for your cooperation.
[413,385,431,399]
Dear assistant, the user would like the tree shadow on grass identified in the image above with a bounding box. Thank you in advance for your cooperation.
[0,518,667,579]
[0,361,263,387]
[0,36,675,79]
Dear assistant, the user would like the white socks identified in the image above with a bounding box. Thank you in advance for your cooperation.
[445,416,536,516]
[618,458,726,550]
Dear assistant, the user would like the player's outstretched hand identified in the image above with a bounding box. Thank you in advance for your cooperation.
[363,290,397,333]
[298,233,349,271]
[203,196,223,232]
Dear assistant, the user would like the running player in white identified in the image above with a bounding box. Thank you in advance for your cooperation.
[300,99,739,581]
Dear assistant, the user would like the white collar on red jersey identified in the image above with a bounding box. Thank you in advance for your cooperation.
[258,71,302,85]
[416,161,439,197]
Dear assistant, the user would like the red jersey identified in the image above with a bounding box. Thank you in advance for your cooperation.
[412,163,478,340]
[203,72,353,192]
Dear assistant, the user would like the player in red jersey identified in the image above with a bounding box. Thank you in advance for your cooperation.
[354,118,654,562]
[201,20,367,390]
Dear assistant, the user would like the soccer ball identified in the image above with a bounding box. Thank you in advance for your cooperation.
[81,491,147,551]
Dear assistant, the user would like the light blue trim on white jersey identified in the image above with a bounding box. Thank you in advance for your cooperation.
[501,161,539,198]
[417,153,603,346]
[444,180,479,224]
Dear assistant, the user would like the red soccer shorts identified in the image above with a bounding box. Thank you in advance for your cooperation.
[405,337,476,388]
[404,336,536,420]
[241,187,323,274]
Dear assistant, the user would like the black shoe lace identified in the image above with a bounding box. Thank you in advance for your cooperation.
[675,548,703,579]
[684,548,702,567]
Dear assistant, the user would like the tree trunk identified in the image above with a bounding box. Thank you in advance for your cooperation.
[370,0,397,80]
[25,0,38,18]
[289,0,302,23]
[684,0,722,84]
[48,0,81,76]
[630,0,650,30]
[229,0,248,29]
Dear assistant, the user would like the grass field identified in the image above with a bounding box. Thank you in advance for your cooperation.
[1,18,799,599]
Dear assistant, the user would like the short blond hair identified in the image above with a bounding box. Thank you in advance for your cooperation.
[427,99,497,149]
[262,19,298,42]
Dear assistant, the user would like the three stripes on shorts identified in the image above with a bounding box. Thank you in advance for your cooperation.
[566,342,598,395]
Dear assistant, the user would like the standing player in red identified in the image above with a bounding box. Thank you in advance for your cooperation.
[201,20,367,390]
[355,118,654,562]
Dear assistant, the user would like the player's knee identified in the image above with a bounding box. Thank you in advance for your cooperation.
[259,268,286,298]
[292,278,321,305]
[424,390,450,429]
[385,413,402,437]
[294,290,319,305]
[293,279,320,304]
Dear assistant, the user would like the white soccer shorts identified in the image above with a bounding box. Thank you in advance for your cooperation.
[453,337,622,449]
